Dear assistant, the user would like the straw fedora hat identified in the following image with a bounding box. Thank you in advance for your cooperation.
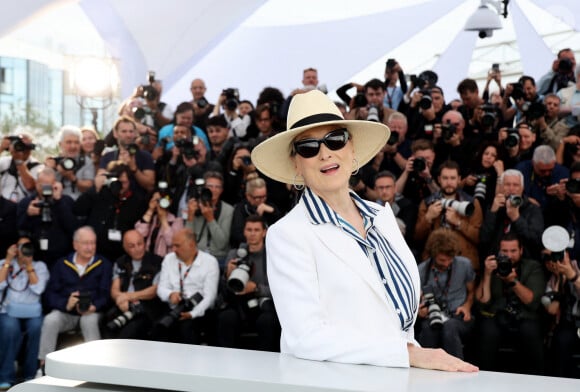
[251,90,390,185]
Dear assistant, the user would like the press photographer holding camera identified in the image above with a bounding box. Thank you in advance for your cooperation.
[476,233,546,375]
[416,228,476,361]
[0,133,42,204]
[0,237,49,387]
[134,185,184,258]
[217,215,280,351]
[345,78,395,126]
[153,228,219,344]
[415,160,482,270]
[105,230,164,340]
[211,88,250,139]
[17,167,78,267]
[44,126,95,201]
[184,171,233,266]
[538,48,576,95]
[38,226,112,375]
[405,83,448,141]
[480,169,544,261]
[97,116,155,196]
[74,162,147,262]
[541,237,580,378]
[395,139,440,206]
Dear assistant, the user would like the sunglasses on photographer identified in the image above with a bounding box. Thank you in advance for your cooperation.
[292,128,350,158]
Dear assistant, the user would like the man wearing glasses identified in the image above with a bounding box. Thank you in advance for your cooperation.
[230,177,282,249]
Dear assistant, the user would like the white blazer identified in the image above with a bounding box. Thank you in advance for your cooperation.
[266,198,420,367]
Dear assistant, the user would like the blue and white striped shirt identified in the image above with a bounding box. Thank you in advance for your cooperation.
[301,187,417,331]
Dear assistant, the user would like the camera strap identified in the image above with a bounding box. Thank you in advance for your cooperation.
[178,262,194,295]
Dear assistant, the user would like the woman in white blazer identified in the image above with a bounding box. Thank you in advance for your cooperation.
[251,90,477,372]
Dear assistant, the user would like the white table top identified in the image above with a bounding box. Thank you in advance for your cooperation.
[11,339,580,392]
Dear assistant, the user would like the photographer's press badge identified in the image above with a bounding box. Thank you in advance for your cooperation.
[108,229,122,242]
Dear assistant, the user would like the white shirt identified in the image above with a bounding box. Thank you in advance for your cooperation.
[156,250,219,319]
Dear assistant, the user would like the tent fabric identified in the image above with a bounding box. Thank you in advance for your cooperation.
[0,0,579,105]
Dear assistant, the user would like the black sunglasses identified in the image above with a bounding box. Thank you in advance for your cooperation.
[292,128,350,158]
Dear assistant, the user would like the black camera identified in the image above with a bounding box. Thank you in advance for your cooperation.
[227,247,253,293]
[508,82,525,100]
[524,101,546,121]
[504,128,520,148]
[132,106,152,123]
[558,58,573,74]
[480,104,498,129]
[140,71,158,101]
[241,156,252,166]
[353,92,367,108]
[507,194,523,207]
[387,131,399,146]
[77,291,92,313]
[566,178,580,194]
[441,121,456,142]
[423,293,447,329]
[157,181,171,209]
[18,242,35,258]
[175,137,200,160]
[157,292,203,328]
[222,88,239,111]
[107,303,145,330]
[410,74,427,90]
[419,89,432,110]
[412,157,426,173]
[187,177,212,206]
[495,254,512,277]
[196,97,208,109]
[34,185,54,224]
[124,143,139,156]
[7,136,35,152]
[53,157,77,171]
[103,172,122,197]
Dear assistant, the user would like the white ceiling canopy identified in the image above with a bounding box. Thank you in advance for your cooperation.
[0,0,579,107]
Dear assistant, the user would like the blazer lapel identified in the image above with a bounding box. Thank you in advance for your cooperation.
[310,222,389,306]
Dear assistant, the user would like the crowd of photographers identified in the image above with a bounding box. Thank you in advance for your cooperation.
[2,51,580,386]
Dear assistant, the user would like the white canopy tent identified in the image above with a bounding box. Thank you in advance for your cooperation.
[1,0,580,107]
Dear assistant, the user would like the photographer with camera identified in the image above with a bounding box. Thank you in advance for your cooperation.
[155,102,210,155]
[190,78,215,131]
[230,177,281,249]
[379,112,412,178]
[0,133,42,204]
[538,48,576,96]
[211,88,250,139]
[476,233,546,375]
[97,116,155,196]
[461,142,505,211]
[17,167,78,267]
[541,244,580,378]
[0,237,49,388]
[217,215,280,351]
[416,228,476,360]
[432,110,474,174]
[134,187,184,258]
[38,226,112,375]
[74,162,147,262]
[515,146,569,214]
[223,143,257,206]
[105,230,164,340]
[480,168,544,261]
[137,73,173,130]
[154,228,219,344]
[415,160,482,270]
[184,171,233,267]
[557,64,580,127]
[456,78,485,135]
[405,85,448,141]
[383,58,407,111]
[395,139,440,206]
[44,126,95,201]
[206,114,238,170]
[502,76,543,126]
[498,122,538,165]
[345,79,395,126]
